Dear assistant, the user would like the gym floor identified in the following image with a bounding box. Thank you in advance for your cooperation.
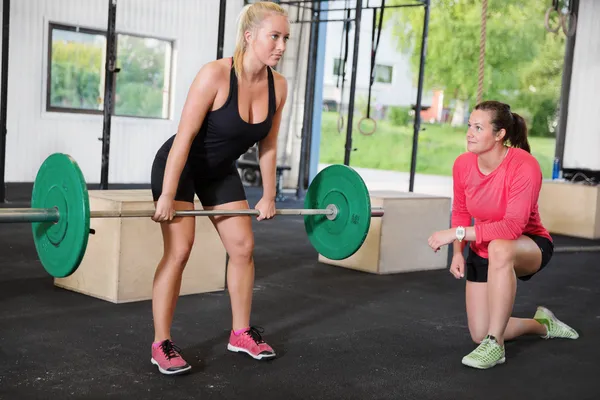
[1,183,599,400]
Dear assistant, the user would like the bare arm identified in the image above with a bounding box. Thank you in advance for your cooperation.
[161,63,222,198]
[257,74,288,200]
[450,156,471,258]
[453,239,468,258]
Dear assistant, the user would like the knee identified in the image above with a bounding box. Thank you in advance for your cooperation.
[228,236,254,262]
[487,239,516,268]
[165,242,194,267]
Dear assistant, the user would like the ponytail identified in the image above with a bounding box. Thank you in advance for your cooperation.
[474,101,532,153]
[509,112,531,153]
[232,2,287,80]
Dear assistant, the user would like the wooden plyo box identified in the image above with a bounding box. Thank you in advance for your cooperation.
[318,190,452,274]
[54,190,227,303]
[538,180,600,239]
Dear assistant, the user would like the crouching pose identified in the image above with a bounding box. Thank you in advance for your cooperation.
[428,100,579,370]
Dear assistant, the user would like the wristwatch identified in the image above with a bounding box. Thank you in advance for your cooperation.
[456,226,466,242]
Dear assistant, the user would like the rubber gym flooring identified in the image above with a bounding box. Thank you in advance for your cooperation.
[1,183,599,400]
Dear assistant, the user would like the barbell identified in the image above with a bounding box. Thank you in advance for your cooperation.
[1,153,384,278]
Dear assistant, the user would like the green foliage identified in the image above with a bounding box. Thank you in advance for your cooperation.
[385,0,566,137]
[512,31,566,137]
[50,32,170,118]
[115,35,169,118]
[318,111,556,178]
[50,41,103,110]
[388,106,412,126]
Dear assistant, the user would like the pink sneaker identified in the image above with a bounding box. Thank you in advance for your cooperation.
[150,339,191,375]
[227,326,276,360]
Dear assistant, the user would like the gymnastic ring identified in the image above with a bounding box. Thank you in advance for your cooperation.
[544,7,560,34]
[561,11,577,37]
[337,115,344,133]
[358,117,377,136]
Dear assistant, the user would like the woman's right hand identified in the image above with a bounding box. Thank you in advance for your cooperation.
[449,254,465,279]
[152,194,176,222]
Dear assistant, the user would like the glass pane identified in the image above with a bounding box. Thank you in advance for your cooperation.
[375,65,392,84]
[115,34,172,119]
[333,58,342,76]
[49,27,106,111]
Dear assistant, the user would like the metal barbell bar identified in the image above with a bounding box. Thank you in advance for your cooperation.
[0,205,385,223]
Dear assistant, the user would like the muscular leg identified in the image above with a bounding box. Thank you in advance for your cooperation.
[463,236,577,369]
[465,281,489,343]
[486,236,547,345]
[152,200,195,342]
[205,200,255,331]
[466,280,546,344]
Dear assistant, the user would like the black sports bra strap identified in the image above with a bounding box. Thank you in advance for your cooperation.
[267,67,276,115]
[228,58,238,102]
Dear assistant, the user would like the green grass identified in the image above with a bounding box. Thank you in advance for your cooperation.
[318,111,556,178]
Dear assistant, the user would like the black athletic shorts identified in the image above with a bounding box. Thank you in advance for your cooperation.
[150,155,247,207]
[466,234,554,283]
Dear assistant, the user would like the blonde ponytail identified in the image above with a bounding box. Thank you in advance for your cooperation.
[233,1,287,79]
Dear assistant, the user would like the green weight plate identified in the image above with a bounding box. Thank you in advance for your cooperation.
[31,153,90,278]
[304,164,371,260]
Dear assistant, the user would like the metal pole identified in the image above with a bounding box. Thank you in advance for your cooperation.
[0,206,385,222]
[554,245,600,253]
[90,208,340,218]
[216,0,227,59]
[0,208,59,223]
[343,0,363,165]
[0,0,10,203]
[296,1,319,198]
[555,0,578,164]
[303,1,322,190]
[100,0,118,190]
[408,0,429,192]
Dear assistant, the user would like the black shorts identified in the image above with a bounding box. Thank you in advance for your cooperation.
[150,155,246,207]
[466,234,554,283]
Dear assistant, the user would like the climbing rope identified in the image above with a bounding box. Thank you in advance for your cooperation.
[477,0,487,105]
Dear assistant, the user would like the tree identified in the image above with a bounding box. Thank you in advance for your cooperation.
[512,31,566,137]
[50,33,169,118]
[115,35,169,118]
[386,0,563,130]
[50,41,103,109]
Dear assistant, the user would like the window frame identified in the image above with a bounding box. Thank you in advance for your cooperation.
[46,22,175,120]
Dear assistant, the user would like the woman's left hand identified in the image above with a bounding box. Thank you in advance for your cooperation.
[428,229,456,252]
[254,197,276,221]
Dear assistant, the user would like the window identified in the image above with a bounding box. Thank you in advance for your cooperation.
[333,58,343,77]
[47,23,173,119]
[374,64,393,84]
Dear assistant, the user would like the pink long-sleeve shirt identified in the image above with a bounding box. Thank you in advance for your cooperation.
[451,147,552,258]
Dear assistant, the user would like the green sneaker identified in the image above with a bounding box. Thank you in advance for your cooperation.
[461,335,505,369]
[534,306,579,340]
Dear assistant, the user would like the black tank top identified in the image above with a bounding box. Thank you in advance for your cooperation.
[158,59,276,177]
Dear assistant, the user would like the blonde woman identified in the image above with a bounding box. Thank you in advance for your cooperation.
[149,2,289,375]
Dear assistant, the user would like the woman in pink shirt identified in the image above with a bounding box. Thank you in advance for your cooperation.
[428,101,579,369]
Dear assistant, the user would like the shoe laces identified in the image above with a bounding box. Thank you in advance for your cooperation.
[471,335,502,361]
[160,340,183,360]
[244,326,266,345]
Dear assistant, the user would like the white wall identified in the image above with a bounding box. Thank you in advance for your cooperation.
[4,0,243,184]
[563,0,600,171]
